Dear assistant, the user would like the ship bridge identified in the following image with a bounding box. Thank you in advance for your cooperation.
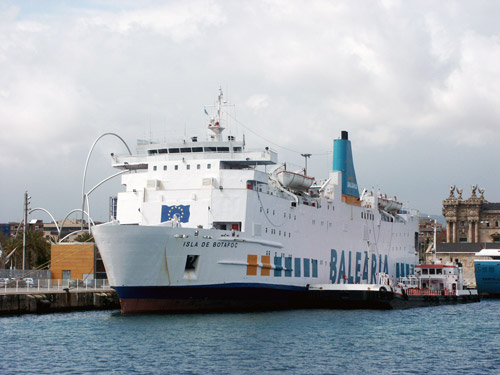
[111,142,277,171]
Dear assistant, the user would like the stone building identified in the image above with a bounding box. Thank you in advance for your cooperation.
[43,219,91,242]
[435,185,500,284]
[442,185,500,244]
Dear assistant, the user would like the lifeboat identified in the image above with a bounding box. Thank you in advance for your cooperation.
[378,195,403,212]
[276,170,315,191]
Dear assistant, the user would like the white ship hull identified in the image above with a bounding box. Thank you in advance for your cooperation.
[93,193,418,313]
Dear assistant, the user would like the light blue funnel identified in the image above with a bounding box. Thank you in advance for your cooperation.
[333,131,359,198]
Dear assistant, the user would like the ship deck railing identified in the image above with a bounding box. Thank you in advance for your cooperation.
[402,288,458,296]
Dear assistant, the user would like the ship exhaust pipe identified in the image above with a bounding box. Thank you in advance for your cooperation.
[333,130,359,200]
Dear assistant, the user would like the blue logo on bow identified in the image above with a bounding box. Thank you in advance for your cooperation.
[161,205,191,223]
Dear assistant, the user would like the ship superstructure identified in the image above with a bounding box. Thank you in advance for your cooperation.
[93,89,419,313]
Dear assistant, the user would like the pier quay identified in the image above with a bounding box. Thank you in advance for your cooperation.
[0,289,119,315]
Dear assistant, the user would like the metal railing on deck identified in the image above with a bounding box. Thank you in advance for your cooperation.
[0,278,110,293]
[404,288,454,296]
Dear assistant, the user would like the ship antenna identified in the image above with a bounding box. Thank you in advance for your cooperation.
[217,86,223,123]
[207,87,226,141]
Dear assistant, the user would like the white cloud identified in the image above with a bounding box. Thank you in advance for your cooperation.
[2,1,500,220]
[245,94,271,110]
[80,1,225,42]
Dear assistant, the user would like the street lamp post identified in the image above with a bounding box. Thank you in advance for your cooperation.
[433,218,437,264]
[22,191,30,275]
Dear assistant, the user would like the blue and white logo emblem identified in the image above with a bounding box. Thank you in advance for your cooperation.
[161,205,190,223]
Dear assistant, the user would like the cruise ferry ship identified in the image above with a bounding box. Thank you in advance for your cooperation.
[92,90,419,314]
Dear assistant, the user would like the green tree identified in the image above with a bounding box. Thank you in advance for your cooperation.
[73,232,94,243]
[1,235,20,269]
[25,229,50,269]
[3,230,50,270]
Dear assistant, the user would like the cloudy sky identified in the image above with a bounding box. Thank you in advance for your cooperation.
[1,0,500,224]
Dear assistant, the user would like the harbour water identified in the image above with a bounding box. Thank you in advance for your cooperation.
[1,300,498,375]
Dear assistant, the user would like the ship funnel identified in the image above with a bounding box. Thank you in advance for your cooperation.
[333,131,359,199]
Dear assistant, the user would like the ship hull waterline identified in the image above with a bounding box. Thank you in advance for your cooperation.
[113,284,399,314]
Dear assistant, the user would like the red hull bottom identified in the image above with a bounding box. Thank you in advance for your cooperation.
[119,298,306,314]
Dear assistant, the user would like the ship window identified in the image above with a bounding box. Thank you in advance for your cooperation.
[168,148,180,153]
[180,147,191,153]
[205,147,217,152]
[429,269,435,275]
[312,259,318,277]
[217,147,229,152]
[148,150,158,155]
[184,255,199,271]
[159,149,168,154]
[175,165,178,170]
[303,258,310,277]
[153,166,157,171]
[197,164,201,169]
[163,165,167,171]
[233,147,242,152]
[207,164,211,169]
[422,269,428,275]
[437,269,443,275]
[294,258,301,277]
[192,147,203,153]
[186,165,190,170]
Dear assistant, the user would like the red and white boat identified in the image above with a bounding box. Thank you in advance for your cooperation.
[390,262,480,307]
